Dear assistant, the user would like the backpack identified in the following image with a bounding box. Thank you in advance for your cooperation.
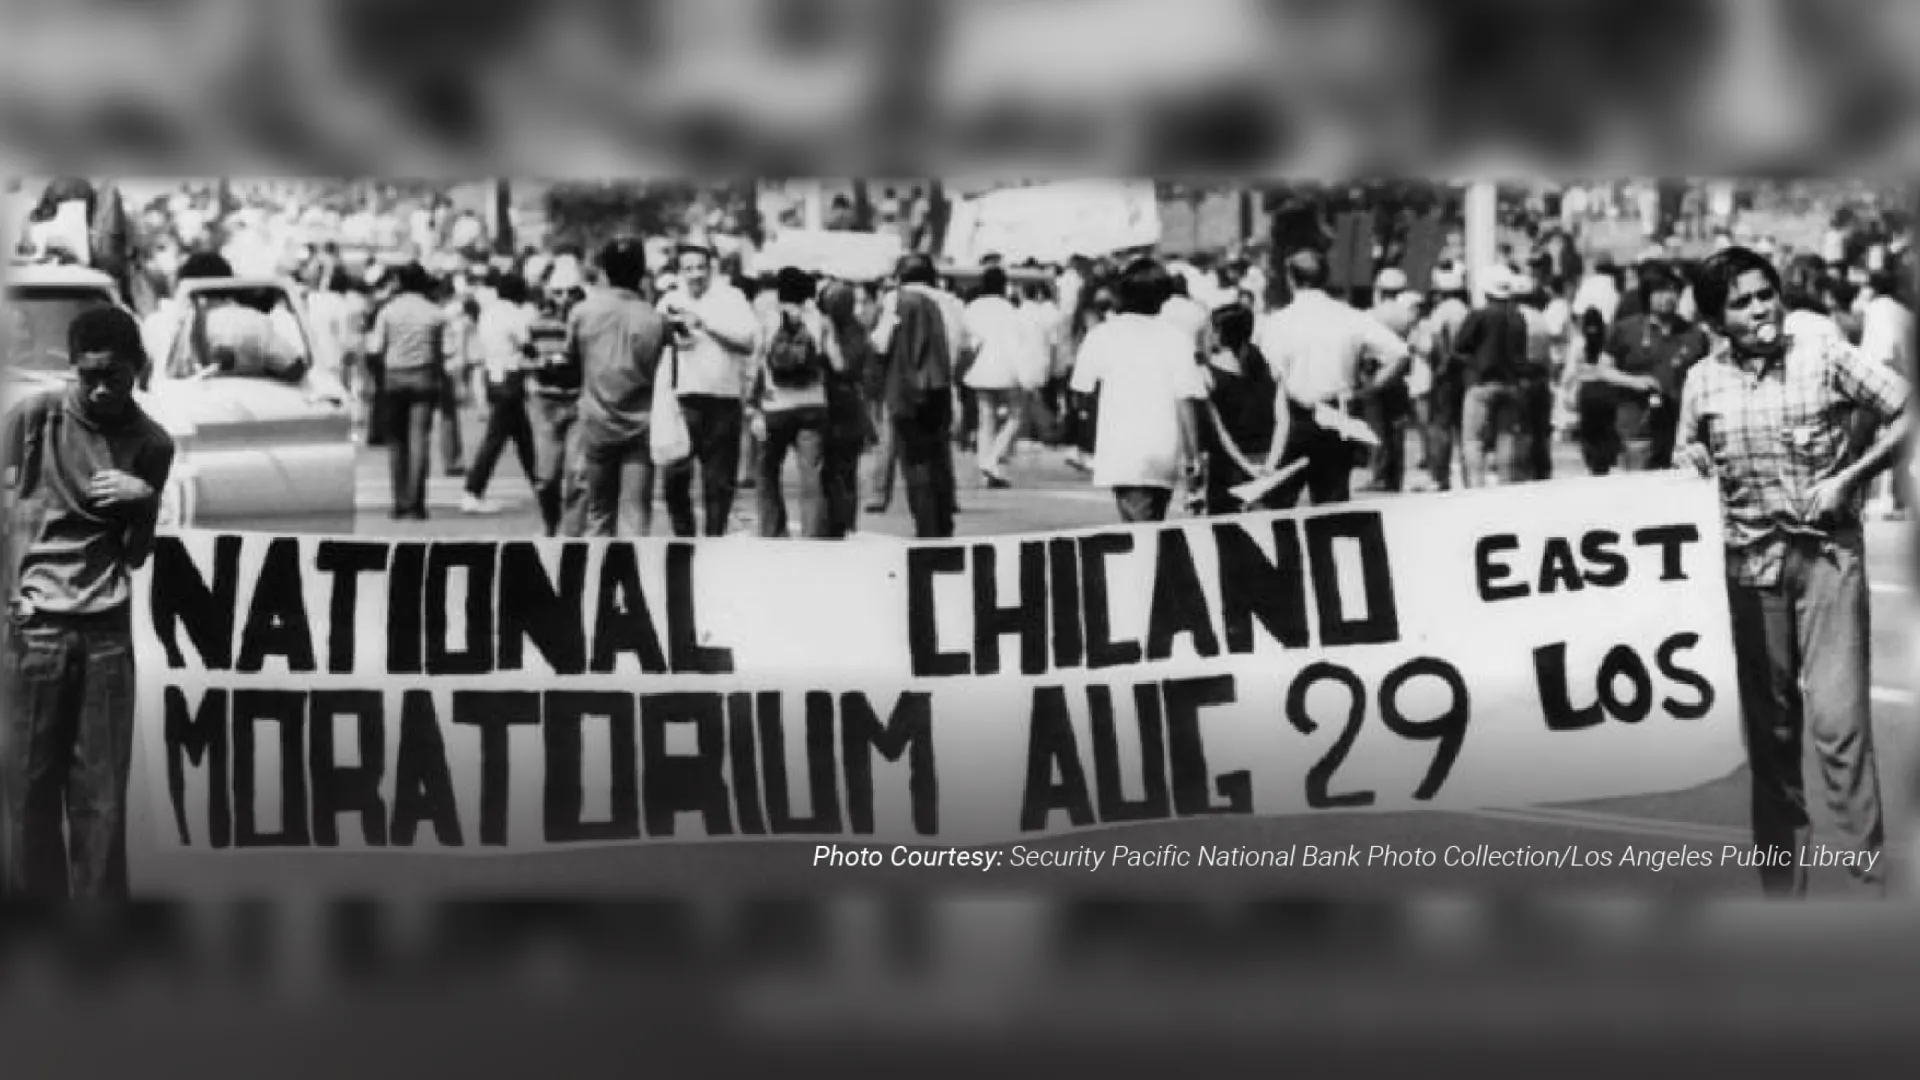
[765,310,826,389]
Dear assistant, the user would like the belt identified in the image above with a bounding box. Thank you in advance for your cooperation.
[8,598,131,630]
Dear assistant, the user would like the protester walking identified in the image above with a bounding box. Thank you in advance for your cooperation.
[368,262,450,520]
[461,272,538,515]
[568,239,672,538]
[749,268,833,538]
[1069,257,1208,524]
[658,243,759,537]
[871,255,959,538]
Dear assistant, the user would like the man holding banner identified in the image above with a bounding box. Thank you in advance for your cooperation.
[1677,245,1912,898]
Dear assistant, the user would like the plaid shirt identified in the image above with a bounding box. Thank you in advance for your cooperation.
[1675,329,1909,587]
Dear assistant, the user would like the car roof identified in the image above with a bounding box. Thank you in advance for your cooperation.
[6,263,118,290]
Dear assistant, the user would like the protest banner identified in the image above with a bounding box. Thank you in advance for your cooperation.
[135,474,1744,855]
[943,180,1162,266]
[751,228,905,282]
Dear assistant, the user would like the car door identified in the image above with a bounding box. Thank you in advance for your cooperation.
[143,290,356,534]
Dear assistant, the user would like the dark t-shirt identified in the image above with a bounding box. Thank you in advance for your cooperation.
[1207,346,1279,458]
[1454,304,1533,387]
[1604,314,1708,399]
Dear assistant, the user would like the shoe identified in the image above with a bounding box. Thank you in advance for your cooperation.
[1065,456,1092,475]
[864,503,889,514]
[446,465,467,478]
[982,471,1012,490]
[408,508,430,521]
[461,494,501,515]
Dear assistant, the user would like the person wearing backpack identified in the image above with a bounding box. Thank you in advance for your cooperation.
[747,267,834,538]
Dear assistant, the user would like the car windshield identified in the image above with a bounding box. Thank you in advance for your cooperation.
[164,288,313,382]
[3,286,118,372]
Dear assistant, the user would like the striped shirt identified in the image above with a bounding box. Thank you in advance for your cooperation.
[1676,331,1910,587]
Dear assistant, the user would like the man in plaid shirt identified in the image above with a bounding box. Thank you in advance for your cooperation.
[1675,246,1911,898]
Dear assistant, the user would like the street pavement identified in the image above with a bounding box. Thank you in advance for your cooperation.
[127,417,1916,897]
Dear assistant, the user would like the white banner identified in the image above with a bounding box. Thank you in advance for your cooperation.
[752,228,905,282]
[943,180,1162,266]
[137,475,1743,855]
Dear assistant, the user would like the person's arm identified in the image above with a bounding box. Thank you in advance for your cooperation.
[1365,313,1414,388]
[1261,340,1293,475]
[685,289,759,354]
[1671,369,1714,478]
[123,436,176,569]
[1814,336,1912,501]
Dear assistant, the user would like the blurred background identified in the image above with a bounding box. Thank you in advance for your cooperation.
[2,0,1920,173]
[3,0,1920,1074]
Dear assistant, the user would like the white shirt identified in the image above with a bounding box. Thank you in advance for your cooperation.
[1254,289,1408,408]
[1572,273,1620,325]
[1859,296,1913,372]
[663,281,760,398]
[1160,295,1212,360]
[962,294,1038,391]
[1069,314,1208,491]
[475,299,536,383]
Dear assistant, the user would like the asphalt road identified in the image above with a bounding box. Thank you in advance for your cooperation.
[124,422,1917,898]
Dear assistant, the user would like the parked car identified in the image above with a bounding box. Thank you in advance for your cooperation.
[4,261,356,534]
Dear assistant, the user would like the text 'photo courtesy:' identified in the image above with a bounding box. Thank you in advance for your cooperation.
[137,473,1741,854]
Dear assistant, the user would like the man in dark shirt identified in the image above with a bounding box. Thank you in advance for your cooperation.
[2,306,175,898]
[567,238,671,538]
[1451,270,1539,487]
[1588,264,1709,472]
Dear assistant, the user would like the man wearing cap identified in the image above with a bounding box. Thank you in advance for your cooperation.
[1254,250,1411,507]
[1362,268,1422,492]
[1412,264,1473,490]
[2,307,175,898]
[1449,267,1536,487]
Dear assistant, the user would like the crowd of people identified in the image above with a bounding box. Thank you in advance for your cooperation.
[234,184,1912,546]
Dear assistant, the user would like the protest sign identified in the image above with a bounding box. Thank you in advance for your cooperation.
[136,474,1743,855]
[752,228,905,282]
[943,181,1161,266]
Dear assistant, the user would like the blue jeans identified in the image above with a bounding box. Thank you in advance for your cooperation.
[1,607,137,898]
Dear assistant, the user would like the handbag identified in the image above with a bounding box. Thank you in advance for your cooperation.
[649,343,691,466]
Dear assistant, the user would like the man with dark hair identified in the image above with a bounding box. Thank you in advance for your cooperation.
[1581,263,1708,474]
[461,272,538,515]
[1676,245,1911,898]
[748,267,833,537]
[1254,249,1410,505]
[2,306,175,898]
[1070,257,1207,523]
[1448,268,1536,487]
[568,238,671,537]
[870,254,959,537]
[367,262,450,520]
[658,241,760,536]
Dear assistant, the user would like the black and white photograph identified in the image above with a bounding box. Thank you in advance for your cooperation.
[3,175,1911,901]
[4,0,1920,1075]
